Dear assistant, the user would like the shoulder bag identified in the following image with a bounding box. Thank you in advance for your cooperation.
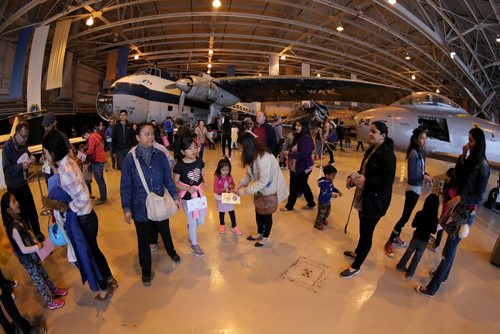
[439,203,471,240]
[132,151,178,221]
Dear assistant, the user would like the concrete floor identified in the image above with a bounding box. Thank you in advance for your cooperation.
[2,147,499,334]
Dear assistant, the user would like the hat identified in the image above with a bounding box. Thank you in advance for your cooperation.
[41,112,56,127]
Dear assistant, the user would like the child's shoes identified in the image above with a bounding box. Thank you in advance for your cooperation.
[219,225,226,234]
[231,227,243,235]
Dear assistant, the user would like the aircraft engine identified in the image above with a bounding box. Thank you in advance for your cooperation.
[176,75,240,106]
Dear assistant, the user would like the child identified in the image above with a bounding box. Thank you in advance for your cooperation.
[396,193,439,278]
[431,168,457,252]
[231,124,239,149]
[77,144,94,199]
[1,192,67,310]
[314,165,342,230]
[206,128,215,150]
[214,158,242,235]
[173,136,208,257]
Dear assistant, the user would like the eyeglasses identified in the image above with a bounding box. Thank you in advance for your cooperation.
[16,132,29,140]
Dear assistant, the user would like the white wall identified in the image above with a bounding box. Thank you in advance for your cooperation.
[0,40,16,98]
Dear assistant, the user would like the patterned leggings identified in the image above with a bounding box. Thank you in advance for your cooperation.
[22,261,57,303]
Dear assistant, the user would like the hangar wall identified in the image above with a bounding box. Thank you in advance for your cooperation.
[0,40,15,98]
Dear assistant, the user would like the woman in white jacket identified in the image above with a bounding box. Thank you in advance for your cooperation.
[236,133,289,247]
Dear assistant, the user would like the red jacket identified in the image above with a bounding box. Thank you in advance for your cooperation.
[85,132,106,163]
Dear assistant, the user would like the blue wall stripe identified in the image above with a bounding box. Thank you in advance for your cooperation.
[9,27,32,99]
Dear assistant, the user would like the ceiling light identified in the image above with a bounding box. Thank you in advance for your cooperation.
[496,35,500,43]
[134,54,139,60]
[411,74,416,80]
[280,55,286,60]
[208,49,213,56]
[212,0,221,8]
[405,53,411,60]
[258,73,262,76]
[336,24,344,32]
[387,0,397,5]
[207,63,212,68]
[317,73,321,77]
[86,16,94,26]
[436,88,440,93]
[450,51,456,60]
[207,70,211,74]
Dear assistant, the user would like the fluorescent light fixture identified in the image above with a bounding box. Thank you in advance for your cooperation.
[450,51,456,60]
[207,63,212,68]
[208,49,213,56]
[280,55,286,60]
[436,88,440,93]
[411,74,416,80]
[86,17,94,26]
[134,54,139,60]
[212,0,221,8]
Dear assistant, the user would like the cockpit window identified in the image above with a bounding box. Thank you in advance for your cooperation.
[393,92,460,109]
[418,116,450,142]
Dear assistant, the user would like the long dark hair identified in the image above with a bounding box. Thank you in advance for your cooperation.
[443,168,457,201]
[215,158,232,177]
[420,193,439,221]
[456,127,487,192]
[406,127,425,159]
[238,133,267,167]
[372,121,394,151]
[292,120,311,146]
[1,192,17,249]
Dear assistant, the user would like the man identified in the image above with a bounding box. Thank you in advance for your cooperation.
[104,119,116,168]
[111,110,136,170]
[253,111,277,156]
[83,127,107,205]
[2,122,45,241]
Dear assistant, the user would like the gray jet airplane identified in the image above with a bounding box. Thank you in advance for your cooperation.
[354,92,500,169]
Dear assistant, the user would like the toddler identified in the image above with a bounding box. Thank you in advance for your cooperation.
[314,165,342,230]
[214,158,242,235]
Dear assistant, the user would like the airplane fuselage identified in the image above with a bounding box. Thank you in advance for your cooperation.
[354,104,500,168]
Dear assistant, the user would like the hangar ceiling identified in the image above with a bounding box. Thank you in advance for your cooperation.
[0,0,499,117]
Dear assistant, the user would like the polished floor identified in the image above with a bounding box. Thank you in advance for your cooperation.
[1,146,499,334]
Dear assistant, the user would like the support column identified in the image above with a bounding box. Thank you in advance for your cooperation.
[269,53,279,76]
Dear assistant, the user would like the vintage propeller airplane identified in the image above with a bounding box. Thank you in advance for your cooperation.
[354,92,500,169]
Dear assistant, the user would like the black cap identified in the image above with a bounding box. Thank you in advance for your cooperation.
[41,112,56,127]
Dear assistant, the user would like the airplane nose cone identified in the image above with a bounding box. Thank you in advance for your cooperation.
[176,78,192,93]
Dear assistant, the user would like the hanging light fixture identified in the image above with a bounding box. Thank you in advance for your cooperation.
[336,22,344,32]
[411,74,416,80]
[258,73,262,77]
[496,35,500,43]
[207,63,212,68]
[86,16,94,26]
[317,73,321,77]
[207,69,211,74]
[450,51,456,60]
[436,88,440,94]
[208,49,213,56]
[388,0,397,5]
[280,55,286,60]
[212,0,221,8]
[405,53,411,60]
[134,54,139,60]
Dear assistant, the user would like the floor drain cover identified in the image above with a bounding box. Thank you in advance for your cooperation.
[281,257,329,293]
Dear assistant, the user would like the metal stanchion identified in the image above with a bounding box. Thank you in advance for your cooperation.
[34,164,51,216]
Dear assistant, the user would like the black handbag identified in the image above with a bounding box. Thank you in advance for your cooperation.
[439,203,471,240]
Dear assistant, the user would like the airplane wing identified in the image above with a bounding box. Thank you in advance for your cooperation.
[213,76,411,105]
[430,151,500,170]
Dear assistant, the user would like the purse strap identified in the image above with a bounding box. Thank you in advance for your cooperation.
[131,149,151,194]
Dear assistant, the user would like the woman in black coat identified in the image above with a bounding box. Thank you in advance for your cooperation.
[340,121,396,278]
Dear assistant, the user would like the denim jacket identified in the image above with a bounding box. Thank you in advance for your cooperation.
[120,146,179,222]
[407,148,425,186]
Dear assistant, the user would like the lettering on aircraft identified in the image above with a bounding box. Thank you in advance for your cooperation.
[358,118,371,126]
[279,89,338,95]
[142,79,153,86]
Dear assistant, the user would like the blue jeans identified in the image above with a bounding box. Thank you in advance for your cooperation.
[92,162,107,201]
[425,215,475,294]
[397,238,427,277]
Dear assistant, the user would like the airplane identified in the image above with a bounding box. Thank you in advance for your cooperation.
[96,66,410,124]
[354,92,500,169]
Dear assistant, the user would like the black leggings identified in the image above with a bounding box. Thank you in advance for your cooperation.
[352,214,381,269]
[256,212,273,238]
[221,133,232,157]
[219,211,236,227]
[0,269,32,334]
[285,171,316,210]
[388,190,419,242]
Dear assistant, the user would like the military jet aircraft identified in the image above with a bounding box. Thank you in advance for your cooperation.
[354,92,500,169]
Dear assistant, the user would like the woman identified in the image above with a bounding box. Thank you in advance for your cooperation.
[280,121,316,211]
[42,129,117,300]
[416,128,490,297]
[242,117,257,137]
[341,121,396,278]
[221,114,232,159]
[384,128,433,258]
[194,120,208,161]
[120,123,180,287]
[323,121,336,164]
[236,133,288,247]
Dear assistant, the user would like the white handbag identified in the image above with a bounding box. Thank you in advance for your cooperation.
[132,150,178,221]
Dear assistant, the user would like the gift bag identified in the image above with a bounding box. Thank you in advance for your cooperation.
[186,196,208,212]
[221,193,241,204]
[36,238,56,261]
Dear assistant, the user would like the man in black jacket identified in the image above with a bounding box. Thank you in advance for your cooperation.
[253,111,278,156]
[2,122,45,241]
[112,110,136,170]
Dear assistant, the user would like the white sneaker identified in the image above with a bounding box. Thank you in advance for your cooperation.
[150,244,159,254]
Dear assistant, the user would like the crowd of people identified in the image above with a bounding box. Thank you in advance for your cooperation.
[0,109,491,332]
